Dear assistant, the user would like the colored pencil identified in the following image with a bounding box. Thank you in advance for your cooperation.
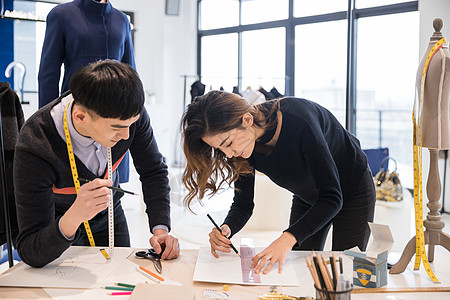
[206,213,240,256]
[107,291,133,296]
[102,286,134,291]
[140,265,164,281]
[305,256,328,300]
[339,253,343,274]
[330,253,338,290]
[115,282,136,288]
[136,265,165,283]
[305,257,325,300]
[78,177,139,196]
[318,254,334,294]
[312,252,327,293]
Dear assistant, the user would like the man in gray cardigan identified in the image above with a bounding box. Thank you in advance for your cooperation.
[14,60,179,267]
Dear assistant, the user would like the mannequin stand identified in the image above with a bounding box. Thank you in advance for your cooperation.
[390,149,450,274]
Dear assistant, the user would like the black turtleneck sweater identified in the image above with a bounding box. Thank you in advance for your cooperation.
[224,98,368,246]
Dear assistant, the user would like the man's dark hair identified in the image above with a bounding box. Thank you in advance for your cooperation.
[70,60,144,120]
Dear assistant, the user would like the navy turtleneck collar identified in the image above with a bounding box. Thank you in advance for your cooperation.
[74,0,112,16]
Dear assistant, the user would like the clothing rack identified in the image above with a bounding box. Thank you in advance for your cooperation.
[0,98,13,268]
[172,75,199,168]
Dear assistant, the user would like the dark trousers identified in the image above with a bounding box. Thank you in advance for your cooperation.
[73,203,131,247]
[291,167,376,251]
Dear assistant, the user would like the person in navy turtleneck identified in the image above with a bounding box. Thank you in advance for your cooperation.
[38,0,136,182]
[38,0,135,108]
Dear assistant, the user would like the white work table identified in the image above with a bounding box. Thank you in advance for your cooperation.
[0,247,449,299]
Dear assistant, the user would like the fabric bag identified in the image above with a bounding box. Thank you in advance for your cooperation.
[373,157,403,202]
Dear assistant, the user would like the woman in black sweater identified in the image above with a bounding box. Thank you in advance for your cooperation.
[181,90,375,275]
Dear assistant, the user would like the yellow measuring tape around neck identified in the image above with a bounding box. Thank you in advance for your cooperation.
[63,100,96,247]
[412,37,446,283]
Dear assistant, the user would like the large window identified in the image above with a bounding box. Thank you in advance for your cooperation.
[295,20,347,124]
[201,33,238,91]
[241,0,288,25]
[294,0,347,17]
[199,0,239,30]
[242,28,286,94]
[356,12,419,187]
[198,0,419,188]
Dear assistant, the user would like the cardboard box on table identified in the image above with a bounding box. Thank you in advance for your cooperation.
[343,223,394,288]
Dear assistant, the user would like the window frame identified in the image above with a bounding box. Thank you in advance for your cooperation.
[197,0,418,134]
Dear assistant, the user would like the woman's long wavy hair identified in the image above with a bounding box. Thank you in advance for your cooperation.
[181,90,270,211]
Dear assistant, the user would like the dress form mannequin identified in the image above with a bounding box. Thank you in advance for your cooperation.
[390,18,450,274]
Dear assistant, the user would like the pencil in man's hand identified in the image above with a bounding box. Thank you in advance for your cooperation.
[78,177,139,196]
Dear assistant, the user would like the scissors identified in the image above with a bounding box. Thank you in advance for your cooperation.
[135,249,162,273]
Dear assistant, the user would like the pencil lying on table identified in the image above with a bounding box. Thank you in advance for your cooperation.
[107,291,133,296]
[136,266,164,283]
[102,286,134,291]
[115,282,136,288]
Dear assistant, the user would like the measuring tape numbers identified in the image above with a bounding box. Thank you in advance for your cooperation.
[107,147,114,258]
[412,37,447,283]
[63,100,114,259]
[240,237,261,284]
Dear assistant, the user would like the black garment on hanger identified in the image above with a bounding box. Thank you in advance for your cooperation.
[258,87,275,100]
[270,87,283,98]
[190,80,206,103]
[0,82,25,247]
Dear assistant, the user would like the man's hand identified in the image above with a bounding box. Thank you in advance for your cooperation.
[251,232,297,274]
[60,178,113,238]
[149,229,180,260]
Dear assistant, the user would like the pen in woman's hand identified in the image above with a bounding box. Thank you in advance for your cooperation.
[206,213,240,256]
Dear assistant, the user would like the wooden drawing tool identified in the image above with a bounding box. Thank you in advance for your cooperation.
[206,213,240,256]
[306,257,325,300]
[318,254,334,294]
[339,253,343,274]
[107,291,133,296]
[305,257,319,287]
[136,266,161,284]
[330,253,338,290]
[102,286,134,291]
[115,282,136,288]
[78,177,139,196]
[139,265,165,282]
[312,252,328,299]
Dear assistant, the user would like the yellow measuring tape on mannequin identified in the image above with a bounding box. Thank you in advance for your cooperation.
[63,100,114,259]
[412,37,446,283]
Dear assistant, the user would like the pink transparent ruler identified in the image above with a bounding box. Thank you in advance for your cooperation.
[240,237,261,283]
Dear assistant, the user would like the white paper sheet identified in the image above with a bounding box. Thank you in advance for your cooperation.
[45,257,182,300]
[0,246,134,289]
[193,246,300,286]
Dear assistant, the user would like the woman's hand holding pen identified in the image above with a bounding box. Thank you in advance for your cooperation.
[251,231,297,275]
[209,224,234,258]
[60,179,113,238]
